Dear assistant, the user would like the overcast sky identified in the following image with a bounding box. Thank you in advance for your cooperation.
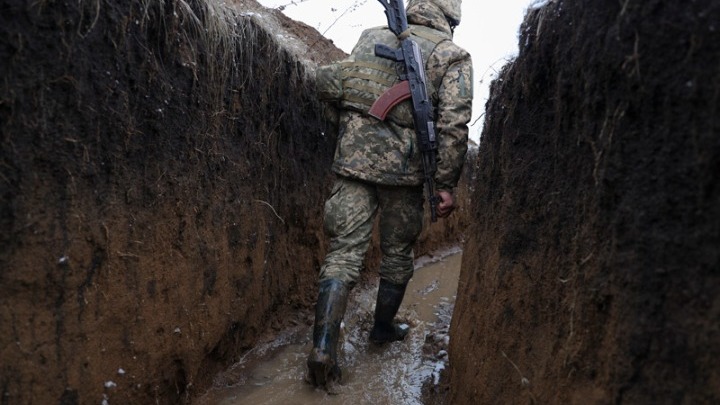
[256,0,539,141]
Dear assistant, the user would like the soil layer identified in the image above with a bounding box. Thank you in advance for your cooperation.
[450,1,720,403]
[0,0,466,403]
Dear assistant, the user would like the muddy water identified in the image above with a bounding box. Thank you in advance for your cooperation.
[196,248,463,405]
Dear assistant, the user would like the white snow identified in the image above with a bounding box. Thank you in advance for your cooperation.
[528,0,551,10]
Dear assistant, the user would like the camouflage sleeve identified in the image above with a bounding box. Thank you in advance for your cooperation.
[433,45,473,191]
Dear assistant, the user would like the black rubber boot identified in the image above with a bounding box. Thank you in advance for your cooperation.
[369,278,410,345]
[306,279,349,389]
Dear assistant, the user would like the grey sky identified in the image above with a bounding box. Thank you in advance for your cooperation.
[256,0,537,141]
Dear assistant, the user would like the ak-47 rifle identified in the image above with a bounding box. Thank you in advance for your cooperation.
[370,0,442,222]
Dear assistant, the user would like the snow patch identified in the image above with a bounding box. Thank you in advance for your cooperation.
[529,0,551,10]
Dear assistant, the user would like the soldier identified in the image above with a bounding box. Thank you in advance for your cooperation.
[307,0,473,389]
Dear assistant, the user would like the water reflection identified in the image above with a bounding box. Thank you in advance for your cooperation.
[196,248,462,405]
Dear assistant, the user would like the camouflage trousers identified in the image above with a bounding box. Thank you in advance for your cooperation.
[319,176,425,287]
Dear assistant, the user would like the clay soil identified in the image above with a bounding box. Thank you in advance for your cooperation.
[449,0,720,404]
[6,0,716,404]
[0,0,465,404]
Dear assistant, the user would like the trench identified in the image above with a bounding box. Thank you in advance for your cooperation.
[195,247,463,404]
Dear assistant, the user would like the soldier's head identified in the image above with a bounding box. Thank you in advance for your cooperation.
[408,0,462,28]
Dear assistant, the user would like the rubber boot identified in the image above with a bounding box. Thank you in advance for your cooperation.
[369,278,410,344]
[306,278,349,388]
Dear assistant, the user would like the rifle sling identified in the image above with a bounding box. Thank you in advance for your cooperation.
[407,26,450,45]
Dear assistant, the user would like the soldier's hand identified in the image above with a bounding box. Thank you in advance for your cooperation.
[436,190,455,218]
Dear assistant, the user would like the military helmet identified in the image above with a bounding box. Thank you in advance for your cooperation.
[408,0,462,25]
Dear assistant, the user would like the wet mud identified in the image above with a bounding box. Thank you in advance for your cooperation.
[195,249,462,405]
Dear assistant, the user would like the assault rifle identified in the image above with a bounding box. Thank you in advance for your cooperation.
[370,0,442,222]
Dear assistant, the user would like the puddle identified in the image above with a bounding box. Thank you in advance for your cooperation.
[195,247,463,405]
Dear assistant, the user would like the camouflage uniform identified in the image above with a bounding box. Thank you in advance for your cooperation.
[320,177,424,286]
[318,1,473,286]
[307,0,472,389]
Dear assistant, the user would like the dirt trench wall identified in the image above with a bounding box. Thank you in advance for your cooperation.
[450,0,720,403]
[0,0,347,403]
[0,0,469,403]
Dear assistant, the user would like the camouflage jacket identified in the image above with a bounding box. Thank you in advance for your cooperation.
[318,3,473,190]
